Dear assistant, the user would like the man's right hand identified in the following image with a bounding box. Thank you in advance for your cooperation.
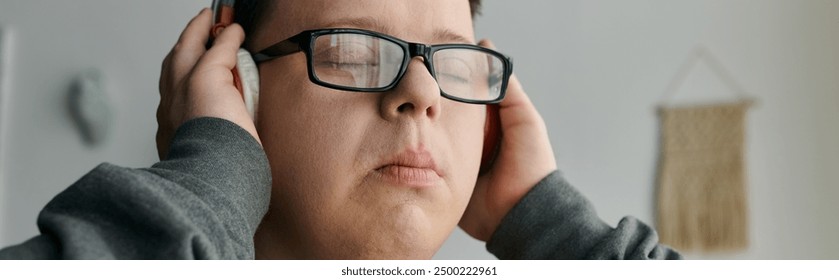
[157,8,260,160]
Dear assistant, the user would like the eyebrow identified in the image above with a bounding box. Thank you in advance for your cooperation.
[321,16,474,44]
[434,28,475,45]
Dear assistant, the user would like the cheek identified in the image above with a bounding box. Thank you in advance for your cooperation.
[439,101,486,200]
[255,58,371,204]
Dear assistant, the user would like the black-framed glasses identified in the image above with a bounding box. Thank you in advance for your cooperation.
[252,28,513,104]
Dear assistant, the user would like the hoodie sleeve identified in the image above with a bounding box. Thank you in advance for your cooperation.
[486,171,682,260]
[0,117,271,259]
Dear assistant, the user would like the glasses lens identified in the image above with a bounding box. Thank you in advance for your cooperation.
[311,33,404,89]
[433,48,505,102]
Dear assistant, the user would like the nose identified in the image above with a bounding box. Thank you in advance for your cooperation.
[379,57,442,121]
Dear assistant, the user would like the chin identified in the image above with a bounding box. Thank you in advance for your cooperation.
[326,203,450,260]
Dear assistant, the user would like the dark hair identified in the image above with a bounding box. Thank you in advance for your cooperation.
[235,0,483,47]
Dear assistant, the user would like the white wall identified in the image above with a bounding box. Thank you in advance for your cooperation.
[2,0,838,259]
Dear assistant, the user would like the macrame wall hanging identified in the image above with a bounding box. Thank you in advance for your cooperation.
[655,46,754,252]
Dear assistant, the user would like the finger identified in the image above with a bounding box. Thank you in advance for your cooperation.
[170,9,212,76]
[503,73,531,108]
[175,8,212,52]
[478,39,532,110]
[477,39,495,49]
[478,39,542,131]
[198,23,245,71]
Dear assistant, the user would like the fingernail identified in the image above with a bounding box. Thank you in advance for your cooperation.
[211,25,226,39]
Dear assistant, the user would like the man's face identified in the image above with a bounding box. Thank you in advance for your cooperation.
[253,0,483,259]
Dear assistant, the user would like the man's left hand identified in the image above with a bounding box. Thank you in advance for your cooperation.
[458,39,558,241]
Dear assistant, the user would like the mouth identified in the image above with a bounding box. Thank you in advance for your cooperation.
[374,148,443,188]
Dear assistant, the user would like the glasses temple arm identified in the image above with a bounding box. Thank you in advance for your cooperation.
[252,38,303,64]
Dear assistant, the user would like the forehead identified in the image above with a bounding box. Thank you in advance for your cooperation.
[253,0,475,50]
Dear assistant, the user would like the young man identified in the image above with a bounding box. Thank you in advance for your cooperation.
[1,0,680,259]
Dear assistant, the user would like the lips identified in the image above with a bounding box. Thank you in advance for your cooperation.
[375,149,443,188]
